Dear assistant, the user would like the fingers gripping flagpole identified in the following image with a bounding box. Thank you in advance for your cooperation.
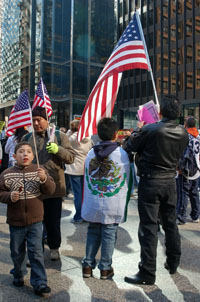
[41,78,51,140]
[135,11,159,107]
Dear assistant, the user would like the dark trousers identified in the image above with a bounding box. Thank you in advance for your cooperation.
[138,177,181,282]
[178,176,200,222]
[43,197,62,249]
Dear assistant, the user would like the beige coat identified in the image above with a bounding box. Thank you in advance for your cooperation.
[65,132,93,175]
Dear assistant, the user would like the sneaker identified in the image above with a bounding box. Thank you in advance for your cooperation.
[100,267,114,280]
[67,193,74,198]
[82,266,92,278]
[13,277,24,287]
[34,284,51,296]
[50,249,60,261]
[191,218,199,223]
[70,218,83,224]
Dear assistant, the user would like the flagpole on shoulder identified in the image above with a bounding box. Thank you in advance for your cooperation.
[40,78,51,140]
[135,10,159,107]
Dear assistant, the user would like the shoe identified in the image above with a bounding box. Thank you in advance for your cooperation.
[100,267,114,280]
[124,273,155,285]
[82,266,93,278]
[13,277,24,287]
[191,218,199,223]
[70,218,83,224]
[164,262,177,275]
[177,217,187,225]
[34,284,51,296]
[50,249,60,261]
[67,193,74,198]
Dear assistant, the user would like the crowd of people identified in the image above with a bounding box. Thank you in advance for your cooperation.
[0,95,199,295]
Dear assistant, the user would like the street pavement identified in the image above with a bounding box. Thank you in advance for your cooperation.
[0,195,200,302]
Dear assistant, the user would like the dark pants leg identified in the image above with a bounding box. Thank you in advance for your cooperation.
[181,177,200,221]
[138,177,181,282]
[43,197,62,249]
[188,178,200,220]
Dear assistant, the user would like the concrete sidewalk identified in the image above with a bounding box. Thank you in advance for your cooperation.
[0,196,200,302]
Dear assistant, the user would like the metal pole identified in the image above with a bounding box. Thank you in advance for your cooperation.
[135,10,159,106]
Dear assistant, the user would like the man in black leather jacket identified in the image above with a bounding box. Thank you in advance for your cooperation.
[123,95,188,285]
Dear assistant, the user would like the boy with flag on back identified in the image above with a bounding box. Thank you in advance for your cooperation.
[81,117,131,280]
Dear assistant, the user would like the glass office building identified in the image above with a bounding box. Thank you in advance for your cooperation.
[0,0,115,127]
[117,0,200,128]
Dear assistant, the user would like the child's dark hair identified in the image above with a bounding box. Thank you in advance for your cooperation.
[97,118,118,141]
[14,142,33,154]
[185,116,196,128]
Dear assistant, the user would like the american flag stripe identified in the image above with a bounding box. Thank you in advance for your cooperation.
[6,90,32,136]
[32,79,53,117]
[78,73,122,141]
[77,13,149,142]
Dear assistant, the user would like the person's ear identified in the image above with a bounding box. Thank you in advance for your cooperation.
[13,154,17,160]
[112,131,118,141]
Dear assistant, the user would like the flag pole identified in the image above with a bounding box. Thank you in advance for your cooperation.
[135,10,159,107]
[28,105,40,168]
[40,78,51,140]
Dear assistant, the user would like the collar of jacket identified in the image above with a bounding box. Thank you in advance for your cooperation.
[14,164,33,170]
[161,118,177,124]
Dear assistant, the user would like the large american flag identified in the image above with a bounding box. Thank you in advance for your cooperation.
[32,78,52,117]
[6,89,32,136]
[77,12,149,142]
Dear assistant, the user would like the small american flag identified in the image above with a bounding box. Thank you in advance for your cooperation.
[6,90,32,136]
[32,78,52,117]
[77,12,149,142]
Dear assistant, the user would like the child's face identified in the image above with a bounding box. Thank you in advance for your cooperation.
[13,145,34,167]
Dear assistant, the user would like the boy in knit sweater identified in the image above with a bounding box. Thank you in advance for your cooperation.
[81,118,130,280]
[0,142,55,295]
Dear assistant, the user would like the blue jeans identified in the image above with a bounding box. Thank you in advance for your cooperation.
[69,175,83,221]
[9,222,47,289]
[82,223,118,270]
[178,176,200,222]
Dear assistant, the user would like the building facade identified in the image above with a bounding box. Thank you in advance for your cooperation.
[0,0,116,127]
[117,0,200,129]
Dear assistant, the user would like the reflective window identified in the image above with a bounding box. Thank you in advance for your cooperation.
[195,42,200,62]
[178,72,184,92]
[186,19,192,37]
[91,0,115,64]
[186,0,192,11]
[171,74,176,94]
[171,49,176,69]
[186,72,193,90]
[196,69,200,89]
[178,21,183,39]
[195,16,200,34]
[178,47,184,65]
[73,0,88,62]
[186,45,193,64]
[73,63,87,95]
